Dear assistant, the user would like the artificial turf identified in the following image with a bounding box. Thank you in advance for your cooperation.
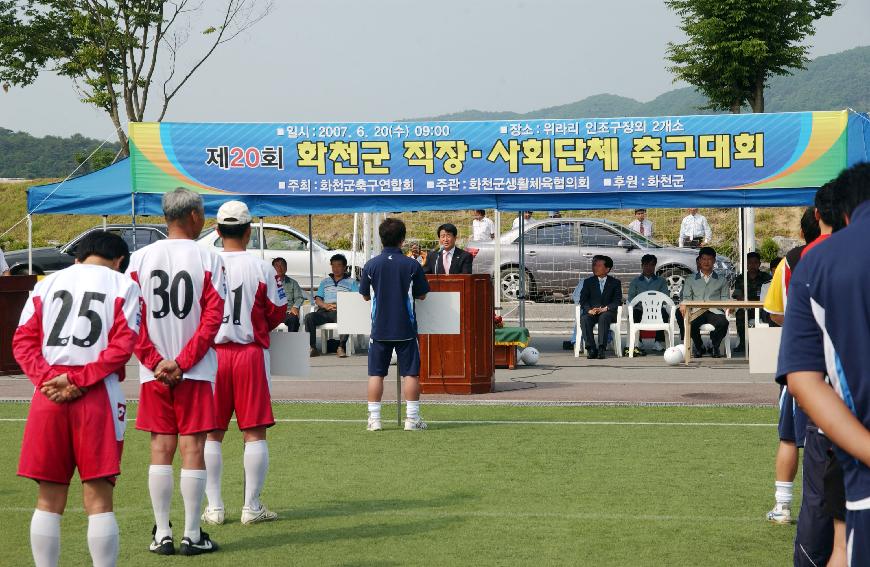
[0,403,797,566]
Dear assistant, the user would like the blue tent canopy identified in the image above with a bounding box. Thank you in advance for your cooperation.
[28,111,870,216]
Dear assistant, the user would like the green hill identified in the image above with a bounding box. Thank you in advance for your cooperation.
[0,128,122,178]
[413,46,870,121]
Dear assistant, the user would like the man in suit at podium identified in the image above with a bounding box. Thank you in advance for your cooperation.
[577,255,623,359]
[423,223,473,275]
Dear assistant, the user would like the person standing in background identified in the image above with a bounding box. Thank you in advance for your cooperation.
[628,209,653,238]
[471,210,495,241]
[679,208,711,248]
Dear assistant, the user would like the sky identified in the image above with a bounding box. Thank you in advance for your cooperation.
[1,0,868,141]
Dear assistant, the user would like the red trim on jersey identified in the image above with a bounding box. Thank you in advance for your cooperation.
[67,297,138,389]
[175,270,224,372]
[12,296,57,387]
[129,270,164,371]
[252,281,287,349]
[800,233,830,258]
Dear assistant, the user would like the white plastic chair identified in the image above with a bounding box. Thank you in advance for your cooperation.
[754,281,772,328]
[627,292,676,357]
[574,304,624,357]
[700,313,732,358]
[317,322,355,355]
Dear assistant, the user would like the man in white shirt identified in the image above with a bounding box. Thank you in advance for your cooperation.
[628,209,653,238]
[679,208,712,248]
[471,210,495,241]
[512,211,533,230]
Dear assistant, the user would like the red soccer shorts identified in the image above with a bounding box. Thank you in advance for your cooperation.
[136,378,216,435]
[19,380,125,485]
[214,343,275,431]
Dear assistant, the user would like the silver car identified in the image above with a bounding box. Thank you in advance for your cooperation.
[466,218,734,301]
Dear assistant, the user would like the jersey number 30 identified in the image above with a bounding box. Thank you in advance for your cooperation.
[150,270,194,319]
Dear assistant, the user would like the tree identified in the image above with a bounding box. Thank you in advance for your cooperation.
[665,0,839,113]
[0,0,271,156]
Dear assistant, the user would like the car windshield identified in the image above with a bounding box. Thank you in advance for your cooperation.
[607,223,663,248]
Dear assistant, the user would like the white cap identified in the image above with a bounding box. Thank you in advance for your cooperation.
[216,200,252,225]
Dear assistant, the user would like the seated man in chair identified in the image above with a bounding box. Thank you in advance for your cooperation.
[627,254,670,353]
[577,255,622,359]
[304,254,359,358]
[676,247,730,358]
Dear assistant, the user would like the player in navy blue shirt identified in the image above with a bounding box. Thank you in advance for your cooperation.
[779,162,870,567]
[359,218,430,432]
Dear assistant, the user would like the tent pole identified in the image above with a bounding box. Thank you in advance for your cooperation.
[518,212,526,328]
[362,213,371,263]
[493,209,501,310]
[259,217,265,260]
[27,214,32,275]
[308,215,315,296]
[131,193,137,250]
[102,215,107,231]
[351,213,359,274]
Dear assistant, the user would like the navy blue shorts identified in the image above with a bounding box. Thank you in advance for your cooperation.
[846,509,870,566]
[778,386,808,447]
[368,339,420,378]
[795,428,834,566]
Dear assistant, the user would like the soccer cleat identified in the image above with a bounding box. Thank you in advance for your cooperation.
[201,506,225,525]
[766,506,792,524]
[149,525,175,555]
[367,416,382,431]
[241,505,278,525]
[404,417,428,431]
[178,530,218,556]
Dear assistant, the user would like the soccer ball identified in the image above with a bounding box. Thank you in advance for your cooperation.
[663,346,684,365]
[520,347,540,365]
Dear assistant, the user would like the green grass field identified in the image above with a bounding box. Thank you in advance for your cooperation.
[0,403,798,566]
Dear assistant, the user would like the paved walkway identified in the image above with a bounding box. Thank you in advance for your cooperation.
[1,338,778,406]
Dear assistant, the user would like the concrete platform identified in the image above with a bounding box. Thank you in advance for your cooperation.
[0,338,778,406]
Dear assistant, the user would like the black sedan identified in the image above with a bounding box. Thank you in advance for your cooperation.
[4,224,168,275]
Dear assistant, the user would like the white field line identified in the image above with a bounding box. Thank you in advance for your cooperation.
[0,505,762,522]
[0,417,775,427]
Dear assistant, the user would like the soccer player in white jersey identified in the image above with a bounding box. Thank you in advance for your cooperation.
[126,188,227,556]
[14,231,140,567]
[201,201,287,526]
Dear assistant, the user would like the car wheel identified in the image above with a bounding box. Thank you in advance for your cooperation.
[500,266,535,302]
[10,264,45,276]
[657,266,692,301]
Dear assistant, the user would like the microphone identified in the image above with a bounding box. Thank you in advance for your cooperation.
[437,246,445,274]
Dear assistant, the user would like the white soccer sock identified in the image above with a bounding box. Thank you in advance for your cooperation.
[148,464,174,541]
[30,509,61,567]
[368,402,382,420]
[87,512,119,567]
[180,469,207,542]
[406,400,420,420]
[204,440,224,509]
[244,440,269,511]
[775,481,793,506]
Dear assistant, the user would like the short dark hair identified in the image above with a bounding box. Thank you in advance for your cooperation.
[217,222,250,239]
[815,182,846,232]
[640,254,657,266]
[437,223,458,238]
[474,209,486,215]
[746,251,761,262]
[330,253,348,267]
[379,218,406,248]
[592,254,613,269]
[634,209,646,214]
[770,257,783,272]
[831,162,870,220]
[698,246,717,259]
[75,231,130,272]
[800,206,821,244]
[272,257,287,268]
